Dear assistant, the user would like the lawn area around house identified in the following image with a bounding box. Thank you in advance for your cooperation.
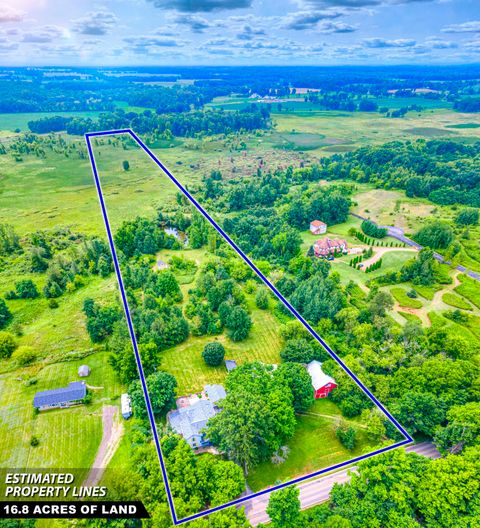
[246,398,376,492]
[159,298,284,396]
[0,351,121,468]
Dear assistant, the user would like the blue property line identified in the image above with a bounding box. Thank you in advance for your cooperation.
[85,129,414,525]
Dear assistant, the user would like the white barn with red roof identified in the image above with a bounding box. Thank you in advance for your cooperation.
[307,360,337,399]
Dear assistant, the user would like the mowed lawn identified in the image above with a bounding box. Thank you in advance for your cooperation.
[160,299,284,396]
[247,399,375,492]
[331,249,415,286]
[455,274,480,309]
[0,352,122,469]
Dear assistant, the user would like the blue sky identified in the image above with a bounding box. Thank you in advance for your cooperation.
[0,0,478,65]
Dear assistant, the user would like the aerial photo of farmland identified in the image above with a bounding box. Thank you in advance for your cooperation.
[0,0,479,526]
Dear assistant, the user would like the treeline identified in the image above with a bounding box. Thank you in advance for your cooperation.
[0,224,113,301]
[454,97,480,112]
[307,139,480,207]
[28,107,270,137]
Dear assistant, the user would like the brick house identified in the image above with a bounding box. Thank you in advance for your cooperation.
[313,238,348,257]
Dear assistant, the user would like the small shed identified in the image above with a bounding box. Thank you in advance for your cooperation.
[225,360,237,372]
[78,365,90,377]
[121,393,132,419]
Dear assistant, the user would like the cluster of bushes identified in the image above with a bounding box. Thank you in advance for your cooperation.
[361,219,387,239]
[184,261,252,341]
[349,255,363,269]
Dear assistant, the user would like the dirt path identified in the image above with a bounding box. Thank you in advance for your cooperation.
[394,301,431,327]
[360,246,417,269]
[83,405,124,487]
[298,411,367,429]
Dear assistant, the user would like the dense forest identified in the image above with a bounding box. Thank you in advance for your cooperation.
[304,140,480,207]
[28,106,270,137]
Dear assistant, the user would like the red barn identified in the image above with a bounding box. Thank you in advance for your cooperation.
[307,360,337,399]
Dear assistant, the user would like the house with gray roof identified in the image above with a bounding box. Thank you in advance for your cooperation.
[225,360,237,372]
[204,384,226,404]
[33,381,86,411]
[167,384,225,449]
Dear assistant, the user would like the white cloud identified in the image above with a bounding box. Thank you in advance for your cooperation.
[442,20,480,33]
[73,11,117,36]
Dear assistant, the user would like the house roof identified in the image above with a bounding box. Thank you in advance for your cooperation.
[310,220,326,227]
[314,238,347,250]
[33,382,86,408]
[205,384,226,404]
[78,365,90,375]
[225,360,237,372]
[307,361,336,391]
[168,399,217,440]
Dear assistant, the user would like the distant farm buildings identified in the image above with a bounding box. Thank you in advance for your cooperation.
[310,220,327,235]
[33,381,86,411]
[307,361,337,399]
[121,393,132,419]
[78,365,90,377]
[314,238,348,257]
[167,384,226,450]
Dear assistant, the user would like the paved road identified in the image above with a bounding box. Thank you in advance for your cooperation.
[244,442,441,526]
[351,213,480,282]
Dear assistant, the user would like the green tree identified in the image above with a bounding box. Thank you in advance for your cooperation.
[416,447,480,528]
[14,280,39,299]
[434,402,480,454]
[129,371,177,419]
[0,223,21,256]
[0,299,12,329]
[202,342,225,367]
[266,486,301,528]
[280,338,315,364]
[255,288,269,310]
[274,362,314,412]
[0,331,16,359]
[336,423,357,450]
[226,306,252,342]
[365,411,386,442]
[369,291,394,317]
[392,391,445,436]
[455,208,479,226]
[330,450,429,526]
[413,221,454,249]
[122,160,130,171]
[12,345,36,366]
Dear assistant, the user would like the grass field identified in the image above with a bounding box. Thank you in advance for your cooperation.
[160,295,284,396]
[0,351,122,468]
[398,311,422,324]
[442,292,473,311]
[390,288,423,309]
[247,399,375,491]
[455,275,480,309]
[0,111,104,132]
[0,275,118,371]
